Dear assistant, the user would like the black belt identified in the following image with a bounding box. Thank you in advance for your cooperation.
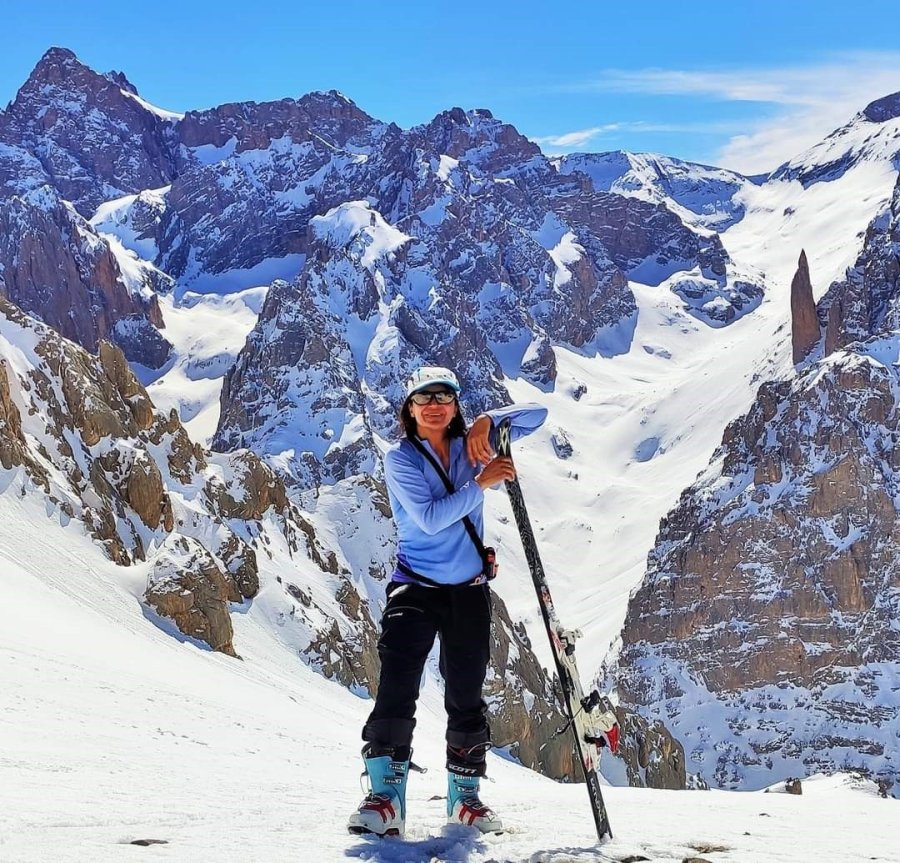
[395,561,488,588]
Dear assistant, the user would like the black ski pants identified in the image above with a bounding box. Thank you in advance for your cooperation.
[362,579,492,770]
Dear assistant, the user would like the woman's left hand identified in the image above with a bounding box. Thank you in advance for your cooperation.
[466,414,495,466]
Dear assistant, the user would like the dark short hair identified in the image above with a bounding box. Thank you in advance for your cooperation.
[400,397,467,439]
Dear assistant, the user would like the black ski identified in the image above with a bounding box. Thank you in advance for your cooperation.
[497,419,618,842]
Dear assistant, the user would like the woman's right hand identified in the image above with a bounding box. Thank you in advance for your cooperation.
[476,456,516,489]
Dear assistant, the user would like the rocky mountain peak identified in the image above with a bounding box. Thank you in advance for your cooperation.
[10,47,126,115]
[296,88,366,115]
[419,106,540,168]
[862,91,900,123]
[178,91,376,153]
[1,47,177,216]
[104,68,140,96]
[13,46,81,91]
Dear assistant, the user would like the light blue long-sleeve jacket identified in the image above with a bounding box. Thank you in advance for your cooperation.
[384,403,548,586]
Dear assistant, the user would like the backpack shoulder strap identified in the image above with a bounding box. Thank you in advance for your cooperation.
[407,436,487,558]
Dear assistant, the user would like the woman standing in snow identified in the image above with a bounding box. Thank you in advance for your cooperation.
[348,366,547,838]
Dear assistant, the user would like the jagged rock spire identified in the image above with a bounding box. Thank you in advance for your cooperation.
[790,249,819,363]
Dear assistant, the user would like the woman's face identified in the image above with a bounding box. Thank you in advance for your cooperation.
[408,386,458,435]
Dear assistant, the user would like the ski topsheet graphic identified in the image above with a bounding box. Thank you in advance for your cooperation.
[497,419,620,842]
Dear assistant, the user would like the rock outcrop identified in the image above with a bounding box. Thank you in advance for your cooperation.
[819,174,900,355]
[484,591,577,779]
[613,705,686,790]
[611,190,900,790]
[0,358,33,473]
[0,47,176,216]
[0,188,171,365]
[791,250,819,363]
[0,296,288,651]
[146,537,239,657]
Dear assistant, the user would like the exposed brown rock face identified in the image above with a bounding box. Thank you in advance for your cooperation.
[790,250,819,362]
[0,359,26,470]
[158,92,378,279]
[484,591,577,780]
[614,350,900,789]
[124,453,167,529]
[550,185,727,280]
[0,190,170,366]
[205,450,289,521]
[614,705,686,790]
[417,107,542,175]
[0,48,176,367]
[0,47,176,216]
[0,355,50,488]
[145,537,238,657]
[98,341,156,430]
[217,535,259,601]
[0,298,298,655]
[819,173,900,356]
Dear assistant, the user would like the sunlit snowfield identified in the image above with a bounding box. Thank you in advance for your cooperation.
[2,463,896,863]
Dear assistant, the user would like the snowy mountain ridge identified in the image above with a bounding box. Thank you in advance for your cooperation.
[555,151,753,231]
[610,174,900,791]
[2,45,900,841]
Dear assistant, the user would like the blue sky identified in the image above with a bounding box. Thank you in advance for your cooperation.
[3,0,900,173]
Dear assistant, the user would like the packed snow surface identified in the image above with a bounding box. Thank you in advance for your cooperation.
[137,287,267,443]
[1,486,894,863]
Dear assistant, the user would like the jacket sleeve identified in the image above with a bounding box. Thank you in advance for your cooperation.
[384,445,484,535]
[485,403,548,445]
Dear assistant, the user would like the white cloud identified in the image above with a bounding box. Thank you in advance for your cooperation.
[532,125,619,147]
[577,52,900,107]
[545,52,900,174]
[532,120,744,153]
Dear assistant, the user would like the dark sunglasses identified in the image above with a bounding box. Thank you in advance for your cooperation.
[410,390,456,405]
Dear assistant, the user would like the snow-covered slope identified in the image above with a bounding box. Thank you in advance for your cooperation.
[479,94,900,689]
[142,288,268,444]
[2,490,895,863]
[556,151,753,231]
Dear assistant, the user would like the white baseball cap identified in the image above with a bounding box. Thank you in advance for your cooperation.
[405,366,461,397]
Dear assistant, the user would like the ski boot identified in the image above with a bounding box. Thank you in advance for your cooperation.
[447,770,503,834]
[347,745,409,838]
